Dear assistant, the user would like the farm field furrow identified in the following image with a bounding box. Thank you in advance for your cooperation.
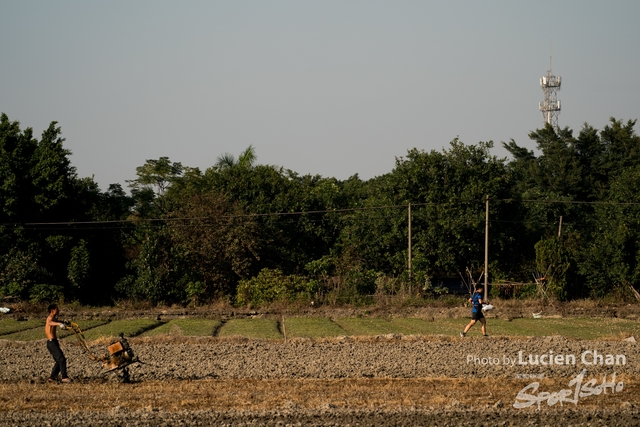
[1,333,639,426]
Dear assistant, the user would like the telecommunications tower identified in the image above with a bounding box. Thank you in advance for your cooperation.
[539,52,561,129]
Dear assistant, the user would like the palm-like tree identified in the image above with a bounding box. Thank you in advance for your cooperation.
[215,145,256,170]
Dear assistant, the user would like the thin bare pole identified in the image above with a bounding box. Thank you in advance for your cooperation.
[558,215,563,237]
[484,195,489,300]
[408,203,412,280]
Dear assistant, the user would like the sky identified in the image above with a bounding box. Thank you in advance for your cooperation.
[2,1,639,191]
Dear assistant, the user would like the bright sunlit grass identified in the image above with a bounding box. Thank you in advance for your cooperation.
[217,318,282,339]
[392,317,640,339]
[283,317,348,338]
[0,319,44,336]
[2,320,107,341]
[80,319,161,341]
[140,318,222,337]
[2,316,638,342]
[332,317,417,336]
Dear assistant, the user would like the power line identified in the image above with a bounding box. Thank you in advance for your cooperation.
[498,198,640,206]
[3,197,639,230]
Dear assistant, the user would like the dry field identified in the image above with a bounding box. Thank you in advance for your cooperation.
[1,333,639,426]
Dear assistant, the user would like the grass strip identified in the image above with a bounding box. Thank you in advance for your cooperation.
[332,317,417,336]
[0,319,44,336]
[391,317,640,339]
[1,320,107,341]
[140,319,222,337]
[80,319,161,341]
[284,317,348,338]
[217,318,282,339]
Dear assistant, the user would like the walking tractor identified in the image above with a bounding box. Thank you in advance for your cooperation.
[67,322,143,382]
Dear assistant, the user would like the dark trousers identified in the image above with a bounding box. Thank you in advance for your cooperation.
[46,339,68,379]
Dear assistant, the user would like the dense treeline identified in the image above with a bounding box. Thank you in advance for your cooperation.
[2,112,640,305]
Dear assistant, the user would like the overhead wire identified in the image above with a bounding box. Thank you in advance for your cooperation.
[2,197,638,232]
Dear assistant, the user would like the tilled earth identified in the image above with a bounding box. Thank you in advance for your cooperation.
[1,335,639,426]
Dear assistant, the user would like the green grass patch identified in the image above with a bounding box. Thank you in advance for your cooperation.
[1,320,107,341]
[392,317,640,339]
[332,317,418,336]
[80,319,161,341]
[4,316,636,341]
[283,317,348,338]
[140,318,222,337]
[217,318,282,339]
[0,319,44,336]
[487,317,640,339]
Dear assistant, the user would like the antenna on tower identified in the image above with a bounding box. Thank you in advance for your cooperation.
[539,42,561,130]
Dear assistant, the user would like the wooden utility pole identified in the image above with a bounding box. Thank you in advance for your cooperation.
[558,215,563,237]
[484,195,489,300]
[408,203,412,280]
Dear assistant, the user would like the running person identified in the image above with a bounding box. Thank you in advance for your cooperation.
[45,304,72,383]
[460,285,487,337]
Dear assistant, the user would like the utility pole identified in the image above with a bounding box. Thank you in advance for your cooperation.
[408,203,412,280]
[484,195,489,300]
[558,215,563,237]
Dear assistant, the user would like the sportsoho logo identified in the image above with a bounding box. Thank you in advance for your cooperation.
[513,369,623,409]
[465,350,628,409]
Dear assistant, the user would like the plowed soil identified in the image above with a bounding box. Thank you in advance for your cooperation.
[1,334,639,426]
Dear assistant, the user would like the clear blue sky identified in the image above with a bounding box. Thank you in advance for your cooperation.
[2,1,639,191]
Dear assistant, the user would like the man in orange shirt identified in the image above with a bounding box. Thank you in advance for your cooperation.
[45,304,72,383]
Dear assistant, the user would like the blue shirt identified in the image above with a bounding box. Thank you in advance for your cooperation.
[471,292,483,313]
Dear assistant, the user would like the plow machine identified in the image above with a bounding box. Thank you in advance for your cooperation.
[67,322,144,382]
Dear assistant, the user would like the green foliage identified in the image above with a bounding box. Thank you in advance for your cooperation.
[215,145,257,170]
[29,283,63,303]
[127,156,183,216]
[168,192,262,298]
[0,249,44,299]
[339,139,519,280]
[304,251,378,305]
[534,236,581,301]
[116,224,175,303]
[236,268,317,306]
[4,112,640,305]
[578,165,640,296]
[185,281,207,306]
[0,114,133,305]
[68,239,90,289]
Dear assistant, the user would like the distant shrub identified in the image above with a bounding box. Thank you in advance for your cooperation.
[236,268,317,306]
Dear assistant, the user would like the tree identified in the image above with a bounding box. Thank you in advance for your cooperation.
[215,145,257,170]
[0,113,37,223]
[127,157,183,216]
[168,191,262,298]
[30,121,76,217]
[339,139,518,280]
[579,165,640,297]
[68,239,90,290]
[0,114,133,304]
